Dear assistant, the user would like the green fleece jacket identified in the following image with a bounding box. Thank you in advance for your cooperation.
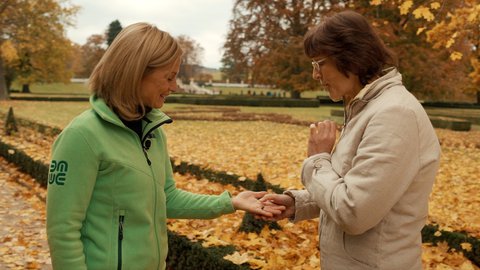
[46,96,235,270]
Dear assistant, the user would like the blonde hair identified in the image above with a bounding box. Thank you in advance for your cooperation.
[89,22,183,120]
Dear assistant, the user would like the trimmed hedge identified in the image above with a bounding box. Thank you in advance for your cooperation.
[429,116,471,131]
[171,158,284,194]
[0,141,49,187]
[167,231,249,270]
[422,224,480,267]
[166,95,320,107]
[10,95,89,102]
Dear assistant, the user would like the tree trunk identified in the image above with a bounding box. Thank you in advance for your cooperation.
[477,91,480,104]
[0,58,8,100]
[290,90,301,99]
[22,84,30,93]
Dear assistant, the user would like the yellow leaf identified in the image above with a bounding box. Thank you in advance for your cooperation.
[446,38,455,49]
[434,231,442,237]
[450,51,463,61]
[460,242,472,252]
[399,0,413,15]
[224,251,249,265]
[369,0,382,6]
[416,27,426,35]
[413,6,435,21]
[0,40,19,62]
[459,261,475,270]
[430,2,441,10]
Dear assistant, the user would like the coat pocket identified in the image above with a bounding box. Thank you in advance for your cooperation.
[118,210,126,270]
[342,228,380,268]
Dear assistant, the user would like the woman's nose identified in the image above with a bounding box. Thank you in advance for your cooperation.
[170,81,179,92]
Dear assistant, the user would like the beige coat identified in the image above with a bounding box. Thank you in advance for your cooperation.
[287,68,440,270]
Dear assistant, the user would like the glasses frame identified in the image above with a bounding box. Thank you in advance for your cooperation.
[311,57,328,71]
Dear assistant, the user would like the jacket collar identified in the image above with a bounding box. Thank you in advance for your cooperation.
[352,67,402,103]
[89,95,172,128]
[344,68,403,123]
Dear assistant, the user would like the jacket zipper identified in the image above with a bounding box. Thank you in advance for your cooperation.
[118,214,125,270]
[141,118,172,270]
[141,119,173,166]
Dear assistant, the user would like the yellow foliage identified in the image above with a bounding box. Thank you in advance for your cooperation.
[416,27,426,35]
[399,0,413,15]
[413,6,435,21]
[445,38,455,49]
[460,242,472,252]
[430,2,441,10]
[223,251,250,265]
[369,0,383,6]
[449,51,463,61]
[0,40,19,63]
[470,58,480,85]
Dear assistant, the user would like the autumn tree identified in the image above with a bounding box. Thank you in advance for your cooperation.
[222,0,477,101]
[76,34,106,78]
[176,35,205,82]
[344,1,473,102]
[0,0,78,98]
[106,19,123,47]
[222,0,332,98]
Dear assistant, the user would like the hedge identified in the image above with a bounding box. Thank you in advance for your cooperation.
[429,116,471,131]
[171,159,284,194]
[166,95,320,107]
[422,224,480,267]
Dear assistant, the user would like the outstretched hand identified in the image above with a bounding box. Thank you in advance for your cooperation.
[232,191,286,218]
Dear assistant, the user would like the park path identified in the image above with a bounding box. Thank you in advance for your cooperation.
[0,157,51,270]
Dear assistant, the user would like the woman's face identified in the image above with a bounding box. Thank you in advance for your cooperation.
[140,57,181,108]
[312,56,362,103]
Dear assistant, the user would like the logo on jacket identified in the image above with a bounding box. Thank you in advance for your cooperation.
[49,160,68,185]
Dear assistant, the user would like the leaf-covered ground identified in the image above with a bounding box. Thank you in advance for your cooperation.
[162,121,480,237]
[0,116,479,269]
[0,158,477,269]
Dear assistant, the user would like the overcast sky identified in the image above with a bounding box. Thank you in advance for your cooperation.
[66,0,234,69]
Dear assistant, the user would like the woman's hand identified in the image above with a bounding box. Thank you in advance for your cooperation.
[232,191,286,218]
[307,120,337,157]
[257,193,295,221]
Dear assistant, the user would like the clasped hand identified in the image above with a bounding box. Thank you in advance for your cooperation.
[231,191,293,221]
[233,120,338,220]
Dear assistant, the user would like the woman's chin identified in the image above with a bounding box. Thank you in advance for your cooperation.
[328,93,342,102]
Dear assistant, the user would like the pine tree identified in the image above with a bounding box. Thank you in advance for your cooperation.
[106,20,123,46]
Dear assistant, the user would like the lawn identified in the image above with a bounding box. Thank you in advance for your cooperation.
[10,82,328,98]
[0,100,340,128]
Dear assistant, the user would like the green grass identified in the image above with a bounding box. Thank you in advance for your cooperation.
[11,82,327,99]
[1,99,478,131]
[11,82,91,95]
[0,100,338,128]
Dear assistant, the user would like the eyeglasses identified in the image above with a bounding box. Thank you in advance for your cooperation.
[311,57,328,71]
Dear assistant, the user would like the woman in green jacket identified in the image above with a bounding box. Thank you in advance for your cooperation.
[46,22,281,270]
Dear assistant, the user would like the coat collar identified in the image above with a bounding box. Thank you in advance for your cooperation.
[352,67,402,103]
[344,68,403,123]
[89,95,172,128]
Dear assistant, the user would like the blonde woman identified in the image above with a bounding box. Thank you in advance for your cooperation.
[46,23,281,270]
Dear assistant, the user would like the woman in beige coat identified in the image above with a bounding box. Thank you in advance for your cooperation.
[261,11,441,270]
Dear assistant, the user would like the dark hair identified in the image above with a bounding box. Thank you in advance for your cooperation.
[304,10,397,85]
